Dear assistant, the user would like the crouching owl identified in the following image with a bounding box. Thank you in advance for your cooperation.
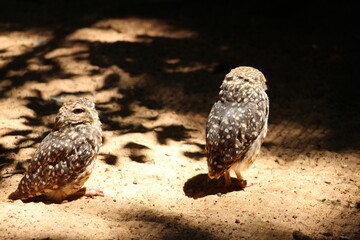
[9,98,104,202]
[206,66,269,188]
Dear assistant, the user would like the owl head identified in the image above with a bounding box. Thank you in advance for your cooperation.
[223,66,267,91]
[207,152,225,180]
[53,98,100,130]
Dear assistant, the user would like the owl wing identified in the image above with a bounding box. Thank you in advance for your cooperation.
[206,99,268,174]
[16,130,96,199]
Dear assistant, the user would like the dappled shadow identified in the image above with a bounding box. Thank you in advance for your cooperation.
[183,141,205,161]
[100,204,294,239]
[183,173,245,199]
[3,130,32,137]
[183,151,205,160]
[99,153,118,165]
[0,0,358,174]
[0,144,16,171]
[124,209,220,240]
[124,142,152,163]
[103,206,292,240]
[0,139,35,172]
[0,2,358,239]
[154,125,195,145]
[24,90,60,116]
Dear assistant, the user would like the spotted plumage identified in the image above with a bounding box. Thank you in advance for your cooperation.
[9,98,103,202]
[206,66,269,188]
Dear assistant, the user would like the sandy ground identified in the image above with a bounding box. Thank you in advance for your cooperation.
[0,1,359,240]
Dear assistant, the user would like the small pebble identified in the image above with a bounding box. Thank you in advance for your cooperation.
[235,219,240,224]
[216,193,222,197]
[341,164,348,168]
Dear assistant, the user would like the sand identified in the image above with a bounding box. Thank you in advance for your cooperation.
[0,1,359,240]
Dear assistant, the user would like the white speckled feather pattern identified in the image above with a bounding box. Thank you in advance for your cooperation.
[206,66,269,186]
[9,98,102,202]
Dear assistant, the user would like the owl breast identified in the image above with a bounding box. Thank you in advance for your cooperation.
[43,125,102,201]
[8,97,103,202]
[15,124,102,202]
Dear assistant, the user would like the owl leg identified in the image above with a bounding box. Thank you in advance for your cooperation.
[76,187,104,198]
[234,170,247,189]
[224,170,232,188]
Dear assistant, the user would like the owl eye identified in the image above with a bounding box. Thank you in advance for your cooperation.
[73,108,85,114]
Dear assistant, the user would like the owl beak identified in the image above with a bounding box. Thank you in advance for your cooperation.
[208,171,222,180]
[88,112,94,123]
[208,165,222,180]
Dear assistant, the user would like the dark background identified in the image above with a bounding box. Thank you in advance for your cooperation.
[0,0,359,153]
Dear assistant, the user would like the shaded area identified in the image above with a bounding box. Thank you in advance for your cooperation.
[23,90,61,126]
[183,142,206,161]
[99,153,118,165]
[0,10,359,240]
[154,125,195,145]
[0,135,43,172]
[124,142,151,163]
[183,173,245,199]
[105,207,291,240]
[0,0,358,168]
[125,209,221,240]
[183,151,205,161]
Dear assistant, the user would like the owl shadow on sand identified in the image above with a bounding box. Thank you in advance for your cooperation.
[17,192,89,204]
[183,174,245,199]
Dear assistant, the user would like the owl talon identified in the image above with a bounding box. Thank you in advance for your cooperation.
[83,187,104,198]
[224,170,232,188]
[238,180,247,189]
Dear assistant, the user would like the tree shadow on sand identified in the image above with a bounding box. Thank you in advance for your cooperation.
[0,0,358,175]
[183,173,245,199]
[124,142,151,163]
[99,153,118,165]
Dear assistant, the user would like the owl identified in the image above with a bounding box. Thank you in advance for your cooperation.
[9,98,104,202]
[206,66,269,188]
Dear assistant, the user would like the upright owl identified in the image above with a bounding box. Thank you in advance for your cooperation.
[9,98,104,202]
[206,66,269,188]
